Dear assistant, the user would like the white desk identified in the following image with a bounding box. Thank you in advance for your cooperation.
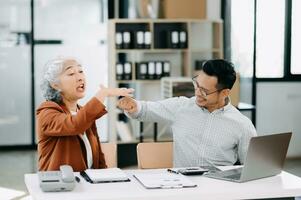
[25,169,301,200]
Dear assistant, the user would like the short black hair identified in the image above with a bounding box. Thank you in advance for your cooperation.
[201,59,236,90]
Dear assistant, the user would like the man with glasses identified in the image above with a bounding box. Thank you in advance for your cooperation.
[117,59,257,167]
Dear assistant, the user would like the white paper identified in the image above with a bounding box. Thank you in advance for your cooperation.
[85,168,129,182]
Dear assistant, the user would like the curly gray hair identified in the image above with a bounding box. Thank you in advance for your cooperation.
[40,58,66,104]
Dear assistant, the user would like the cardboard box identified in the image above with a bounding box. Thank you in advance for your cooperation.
[229,73,240,107]
[162,0,206,19]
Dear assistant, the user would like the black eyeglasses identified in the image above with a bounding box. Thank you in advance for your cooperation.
[192,75,224,98]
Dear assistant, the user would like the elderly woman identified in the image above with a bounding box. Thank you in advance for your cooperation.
[37,58,133,171]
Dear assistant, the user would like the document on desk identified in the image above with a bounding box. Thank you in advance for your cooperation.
[133,172,197,189]
[80,168,130,183]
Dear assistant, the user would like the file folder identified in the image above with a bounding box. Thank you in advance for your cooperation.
[80,168,130,183]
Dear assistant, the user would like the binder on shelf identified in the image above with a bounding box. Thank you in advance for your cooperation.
[155,62,163,79]
[135,31,144,49]
[136,62,148,80]
[122,31,131,49]
[194,60,206,76]
[144,31,151,49]
[170,31,179,48]
[163,61,171,77]
[179,31,187,48]
[123,62,132,80]
[195,60,206,70]
[115,32,123,49]
[116,63,123,80]
[148,61,156,80]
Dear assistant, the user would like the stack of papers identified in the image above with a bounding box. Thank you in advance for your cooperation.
[134,172,197,189]
[80,168,130,183]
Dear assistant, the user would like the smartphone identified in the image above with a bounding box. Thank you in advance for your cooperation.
[177,167,208,175]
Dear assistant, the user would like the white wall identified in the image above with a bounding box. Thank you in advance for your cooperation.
[0,0,31,32]
[34,0,107,43]
[256,82,301,157]
[207,0,221,20]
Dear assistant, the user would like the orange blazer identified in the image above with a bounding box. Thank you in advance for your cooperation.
[36,97,108,171]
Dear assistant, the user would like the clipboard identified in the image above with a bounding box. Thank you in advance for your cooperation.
[133,172,197,189]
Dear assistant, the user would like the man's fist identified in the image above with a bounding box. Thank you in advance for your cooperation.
[117,97,138,114]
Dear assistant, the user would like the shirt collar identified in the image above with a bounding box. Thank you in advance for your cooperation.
[200,96,232,113]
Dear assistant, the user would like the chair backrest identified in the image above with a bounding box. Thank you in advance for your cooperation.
[137,142,173,169]
[101,143,117,168]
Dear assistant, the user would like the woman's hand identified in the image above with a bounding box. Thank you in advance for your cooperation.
[100,85,134,97]
[95,85,134,103]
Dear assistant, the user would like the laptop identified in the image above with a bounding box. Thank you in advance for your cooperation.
[204,132,292,183]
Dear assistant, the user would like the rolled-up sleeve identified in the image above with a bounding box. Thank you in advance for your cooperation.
[238,121,257,164]
[126,97,187,124]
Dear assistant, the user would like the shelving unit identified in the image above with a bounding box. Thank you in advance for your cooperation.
[108,18,223,143]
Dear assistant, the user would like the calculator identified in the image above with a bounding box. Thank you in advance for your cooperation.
[177,167,209,175]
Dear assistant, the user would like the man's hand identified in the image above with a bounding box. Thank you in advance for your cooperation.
[117,97,138,114]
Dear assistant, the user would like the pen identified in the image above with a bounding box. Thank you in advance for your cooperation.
[75,176,81,183]
[80,171,93,183]
[161,184,183,189]
[167,168,179,174]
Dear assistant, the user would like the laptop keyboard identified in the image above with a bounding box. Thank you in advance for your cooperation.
[224,173,241,180]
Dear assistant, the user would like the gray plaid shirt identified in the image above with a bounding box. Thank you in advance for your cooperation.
[128,96,257,167]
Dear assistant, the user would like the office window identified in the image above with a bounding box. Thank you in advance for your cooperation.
[256,0,285,78]
[290,0,301,75]
[231,0,254,78]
